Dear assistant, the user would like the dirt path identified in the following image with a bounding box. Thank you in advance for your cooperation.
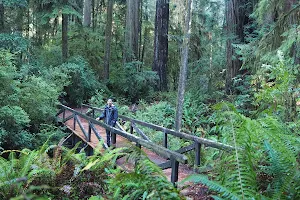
[59,108,212,199]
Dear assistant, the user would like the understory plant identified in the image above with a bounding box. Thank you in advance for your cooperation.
[0,141,182,199]
[183,102,300,199]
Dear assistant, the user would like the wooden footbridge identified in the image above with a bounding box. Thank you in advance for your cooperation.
[56,104,234,184]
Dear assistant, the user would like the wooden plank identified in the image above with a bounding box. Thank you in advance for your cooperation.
[158,144,195,170]
[176,143,195,154]
[56,108,64,116]
[82,104,234,151]
[158,160,171,170]
[120,116,234,151]
[75,115,88,140]
[60,105,188,164]
[131,122,151,141]
[66,125,94,148]
[89,122,107,149]
[115,122,126,132]
[63,114,74,123]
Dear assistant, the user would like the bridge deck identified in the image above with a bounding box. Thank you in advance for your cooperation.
[60,108,194,182]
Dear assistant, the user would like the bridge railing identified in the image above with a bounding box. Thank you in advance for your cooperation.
[57,104,188,183]
[82,103,234,169]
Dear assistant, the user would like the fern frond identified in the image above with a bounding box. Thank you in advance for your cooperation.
[182,174,240,200]
[263,140,297,199]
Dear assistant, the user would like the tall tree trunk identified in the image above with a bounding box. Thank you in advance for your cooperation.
[62,2,69,61]
[175,0,193,132]
[287,0,300,65]
[16,8,24,33]
[124,0,140,63]
[153,0,169,91]
[0,1,4,32]
[225,0,246,94]
[92,0,95,31]
[104,0,114,80]
[83,0,92,27]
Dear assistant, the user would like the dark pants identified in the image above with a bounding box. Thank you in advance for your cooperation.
[106,129,111,147]
[106,124,115,147]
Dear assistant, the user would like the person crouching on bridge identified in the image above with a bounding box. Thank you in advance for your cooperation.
[96,98,118,147]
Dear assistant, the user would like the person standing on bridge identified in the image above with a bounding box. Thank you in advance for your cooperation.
[96,98,118,147]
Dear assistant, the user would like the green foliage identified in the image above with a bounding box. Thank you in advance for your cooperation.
[59,56,100,106]
[0,50,20,106]
[110,62,158,102]
[19,76,60,127]
[253,52,298,121]
[186,102,300,199]
[108,147,183,200]
[0,106,30,132]
[68,28,105,74]
[0,141,181,199]
[0,34,29,54]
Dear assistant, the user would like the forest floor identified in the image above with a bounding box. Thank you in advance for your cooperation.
[60,108,213,199]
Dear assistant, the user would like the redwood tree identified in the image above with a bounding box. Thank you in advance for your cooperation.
[225,0,247,94]
[104,0,114,80]
[83,0,92,27]
[175,0,193,132]
[153,0,169,91]
[0,1,4,32]
[62,0,69,61]
[123,0,140,63]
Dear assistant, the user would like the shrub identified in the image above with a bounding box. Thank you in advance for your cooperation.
[19,76,60,128]
[0,50,19,106]
[110,61,158,102]
[59,56,100,106]
[0,106,33,149]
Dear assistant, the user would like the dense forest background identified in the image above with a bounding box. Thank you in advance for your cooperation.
[0,0,299,199]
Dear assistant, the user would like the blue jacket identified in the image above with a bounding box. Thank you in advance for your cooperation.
[99,105,118,126]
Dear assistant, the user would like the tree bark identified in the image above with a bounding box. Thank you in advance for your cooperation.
[62,1,69,61]
[0,1,4,33]
[225,0,246,94]
[124,0,140,63]
[104,0,114,80]
[153,0,169,91]
[287,0,300,65]
[83,0,92,27]
[175,0,193,132]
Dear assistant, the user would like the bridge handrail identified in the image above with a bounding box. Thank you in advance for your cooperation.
[81,103,234,151]
[60,104,188,164]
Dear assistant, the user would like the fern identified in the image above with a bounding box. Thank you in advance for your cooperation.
[186,102,299,199]
[182,175,240,200]
[107,146,183,200]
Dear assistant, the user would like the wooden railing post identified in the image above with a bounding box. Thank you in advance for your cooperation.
[88,122,92,142]
[171,157,179,184]
[73,114,77,130]
[136,142,141,149]
[62,109,66,121]
[87,146,93,156]
[92,109,95,118]
[163,130,168,149]
[130,122,134,134]
[195,142,201,167]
